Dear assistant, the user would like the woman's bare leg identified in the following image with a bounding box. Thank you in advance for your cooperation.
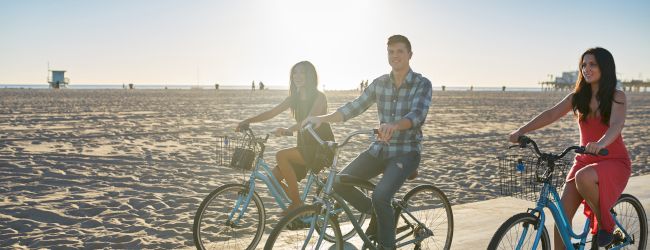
[575,167,602,228]
[554,181,583,250]
[276,147,307,212]
[272,167,289,195]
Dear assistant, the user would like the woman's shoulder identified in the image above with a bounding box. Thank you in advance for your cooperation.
[613,90,627,103]
[315,90,327,99]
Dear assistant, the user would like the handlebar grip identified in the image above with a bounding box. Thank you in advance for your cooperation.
[238,123,250,131]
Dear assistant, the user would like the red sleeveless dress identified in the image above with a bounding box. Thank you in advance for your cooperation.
[566,116,631,233]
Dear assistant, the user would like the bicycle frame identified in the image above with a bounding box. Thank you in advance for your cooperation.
[305,175,432,250]
[225,129,322,226]
[524,181,591,249]
[295,126,433,249]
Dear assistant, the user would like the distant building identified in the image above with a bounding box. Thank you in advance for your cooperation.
[540,70,649,92]
[540,71,577,91]
[48,70,69,89]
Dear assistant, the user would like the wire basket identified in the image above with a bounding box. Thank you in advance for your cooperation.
[498,150,573,202]
[215,133,257,171]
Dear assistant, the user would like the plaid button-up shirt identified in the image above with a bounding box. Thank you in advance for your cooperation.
[337,69,432,159]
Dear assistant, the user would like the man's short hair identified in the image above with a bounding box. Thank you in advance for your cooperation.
[387,35,411,53]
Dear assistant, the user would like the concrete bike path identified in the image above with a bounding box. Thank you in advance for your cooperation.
[451,174,650,249]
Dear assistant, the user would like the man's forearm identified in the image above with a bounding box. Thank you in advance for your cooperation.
[394,118,413,130]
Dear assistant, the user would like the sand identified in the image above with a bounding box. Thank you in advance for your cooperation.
[0,89,648,249]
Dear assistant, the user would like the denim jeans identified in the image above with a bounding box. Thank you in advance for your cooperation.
[333,150,420,249]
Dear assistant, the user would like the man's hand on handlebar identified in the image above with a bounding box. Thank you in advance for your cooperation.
[378,123,399,142]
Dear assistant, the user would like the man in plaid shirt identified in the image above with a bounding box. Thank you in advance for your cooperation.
[304,35,432,249]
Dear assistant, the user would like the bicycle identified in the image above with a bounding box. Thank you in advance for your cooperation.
[264,124,454,250]
[488,136,647,250]
[192,124,366,250]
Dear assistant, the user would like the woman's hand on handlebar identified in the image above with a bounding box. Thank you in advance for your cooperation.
[236,121,250,132]
[508,129,523,143]
[584,141,605,155]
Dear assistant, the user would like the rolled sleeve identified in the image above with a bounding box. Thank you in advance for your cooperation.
[403,79,432,128]
[337,81,376,122]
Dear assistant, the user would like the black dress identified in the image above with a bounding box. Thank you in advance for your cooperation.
[293,94,335,179]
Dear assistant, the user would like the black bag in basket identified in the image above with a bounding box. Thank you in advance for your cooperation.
[230,148,255,170]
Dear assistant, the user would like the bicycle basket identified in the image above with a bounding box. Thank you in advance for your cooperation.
[497,149,573,202]
[215,133,257,171]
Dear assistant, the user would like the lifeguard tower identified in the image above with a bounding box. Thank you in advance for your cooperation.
[48,70,69,89]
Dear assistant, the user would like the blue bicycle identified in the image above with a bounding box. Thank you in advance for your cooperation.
[489,136,647,250]
[192,125,366,250]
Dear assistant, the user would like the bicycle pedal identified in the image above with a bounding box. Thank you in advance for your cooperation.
[607,228,626,247]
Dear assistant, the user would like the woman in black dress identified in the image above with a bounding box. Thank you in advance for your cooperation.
[237,61,334,214]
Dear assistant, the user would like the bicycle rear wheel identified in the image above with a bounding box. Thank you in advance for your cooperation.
[193,183,265,250]
[264,204,343,250]
[593,193,648,250]
[398,184,453,250]
[488,212,550,250]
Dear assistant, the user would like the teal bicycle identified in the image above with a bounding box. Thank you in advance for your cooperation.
[263,124,454,250]
[192,124,366,249]
[489,136,647,250]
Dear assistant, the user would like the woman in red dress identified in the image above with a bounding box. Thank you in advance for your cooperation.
[508,47,630,249]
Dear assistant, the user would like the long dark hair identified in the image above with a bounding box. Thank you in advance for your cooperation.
[289,61,319,118]
[571,47,621,124]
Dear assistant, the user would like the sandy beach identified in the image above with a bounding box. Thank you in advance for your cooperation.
[1,89,648,249]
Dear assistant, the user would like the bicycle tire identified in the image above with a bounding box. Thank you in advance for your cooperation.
[193,183,265,250]
[591,193,648,250]
[399,184,454,250]
[488,212,550,250]
[264,204,343,250]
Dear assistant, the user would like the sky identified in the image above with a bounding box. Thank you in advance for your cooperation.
[1,0,649,89]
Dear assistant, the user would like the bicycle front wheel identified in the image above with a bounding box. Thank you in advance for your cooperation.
[399,184,453,250]
[264,204,343,250]
[193,183,265,250]
[488,213,550,250]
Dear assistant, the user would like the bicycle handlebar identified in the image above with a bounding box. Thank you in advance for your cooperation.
[302,123,378,149]
[517,135,608,158]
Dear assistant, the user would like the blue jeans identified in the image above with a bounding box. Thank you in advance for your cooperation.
[333,150,420,249]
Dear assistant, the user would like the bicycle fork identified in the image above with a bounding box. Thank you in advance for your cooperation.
[227,183,256,227]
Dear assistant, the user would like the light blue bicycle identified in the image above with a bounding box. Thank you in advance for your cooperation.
[489,136,647,250]
[192,124,366,250]
[263,125,454,250]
